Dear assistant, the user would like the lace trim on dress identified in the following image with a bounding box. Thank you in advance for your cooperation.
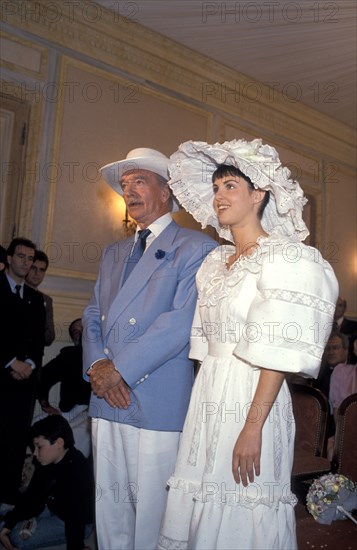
[261,288,335,316]
[206,374,230,474]
[191,326,205,339]
[193,486,298,509]
[196,233,309,308]
[187,381,205,467]
[257,333,323,359]
[273,402,282,481]
[197,245,262,308]
[167,475,298,509]
[167,475,200,494]
[157,534,187,550]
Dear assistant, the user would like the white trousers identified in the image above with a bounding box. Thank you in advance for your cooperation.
[92,419,180,550]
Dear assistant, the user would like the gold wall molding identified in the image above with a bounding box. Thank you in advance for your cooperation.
[0,31,47,79]
[43,55,212,280]
[2,0,355,168]
[50,291,91,342]
[0,78,44,238]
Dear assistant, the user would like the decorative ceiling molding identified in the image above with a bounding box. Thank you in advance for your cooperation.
[1,0,355,167]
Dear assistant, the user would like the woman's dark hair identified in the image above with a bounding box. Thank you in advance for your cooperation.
[212,164,270,219]
[30,415,75,449]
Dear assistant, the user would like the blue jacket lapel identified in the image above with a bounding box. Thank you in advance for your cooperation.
[105,221,180,334]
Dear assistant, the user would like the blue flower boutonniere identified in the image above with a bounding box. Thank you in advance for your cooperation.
[155,249,166,259]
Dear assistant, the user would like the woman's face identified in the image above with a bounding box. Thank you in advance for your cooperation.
[212,175,261,230]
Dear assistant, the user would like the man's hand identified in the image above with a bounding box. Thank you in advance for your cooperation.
[89,360,130,407]
[10,360,33,381]
[104,378,131,408]
[0,527,18,550]
[40,400,61,415]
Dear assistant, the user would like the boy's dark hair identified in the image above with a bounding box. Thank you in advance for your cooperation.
[6,237,36,257]
[34,249,49,269]
[212,164,270,219]
[30,415,75,449]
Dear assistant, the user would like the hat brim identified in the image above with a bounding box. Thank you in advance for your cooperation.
[168,140,309,242]
[101,156,180,212]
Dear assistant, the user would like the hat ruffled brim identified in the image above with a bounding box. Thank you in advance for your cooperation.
[168,140,309,242]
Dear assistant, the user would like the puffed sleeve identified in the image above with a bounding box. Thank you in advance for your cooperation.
[234,241,339,378]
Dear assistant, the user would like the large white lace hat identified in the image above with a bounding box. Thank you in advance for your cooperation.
[168,139,309,243]
[101,147,179,211]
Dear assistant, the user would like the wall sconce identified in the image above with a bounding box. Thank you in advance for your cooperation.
[123,207,136,236]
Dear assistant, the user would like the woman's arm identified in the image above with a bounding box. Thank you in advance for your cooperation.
[232,368,285,486]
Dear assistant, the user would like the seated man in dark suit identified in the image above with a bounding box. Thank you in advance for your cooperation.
[0,238,45,505]
[334,296,357,339]
[37,319,92,457]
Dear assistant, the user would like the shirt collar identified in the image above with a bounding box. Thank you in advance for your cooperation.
[6,272,24,293]
[135,212,172,242]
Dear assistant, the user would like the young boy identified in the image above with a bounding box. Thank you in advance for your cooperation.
[0,416,93,550]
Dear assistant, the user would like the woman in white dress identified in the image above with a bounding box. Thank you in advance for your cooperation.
[157,139,339,550]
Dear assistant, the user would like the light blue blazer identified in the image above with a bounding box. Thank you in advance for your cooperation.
[83,220,217,431]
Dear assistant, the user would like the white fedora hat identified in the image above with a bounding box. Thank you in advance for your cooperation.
[101,147,179,211]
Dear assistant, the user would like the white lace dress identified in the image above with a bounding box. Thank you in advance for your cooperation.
[157,235,338,550]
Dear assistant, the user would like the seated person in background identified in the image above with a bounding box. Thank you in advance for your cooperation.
[327,333,357,460]
[315,332,349,440]
[333,296,357,340]
[0,415,93,550]
[37,319,92,457]
[25,250,55,347]
[315,332,349,399]
[329,340,357,420]
[348,331,357,365]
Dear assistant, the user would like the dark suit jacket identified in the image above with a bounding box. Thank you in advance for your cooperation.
[339,317,357,338]
[39,344,91,412]
[0,272,46,383]
[41,290,55,346]
[0,272,46,501]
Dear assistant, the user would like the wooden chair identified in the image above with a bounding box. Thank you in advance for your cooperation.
[295,394,357,546]
[289,384,331,500]
[331,392,357,482]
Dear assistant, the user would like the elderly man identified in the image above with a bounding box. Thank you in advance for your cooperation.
[82,148,216,550]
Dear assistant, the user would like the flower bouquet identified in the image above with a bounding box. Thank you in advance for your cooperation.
[306,473,357,525]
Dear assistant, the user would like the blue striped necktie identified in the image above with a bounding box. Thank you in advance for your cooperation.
[122,229,151,283]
